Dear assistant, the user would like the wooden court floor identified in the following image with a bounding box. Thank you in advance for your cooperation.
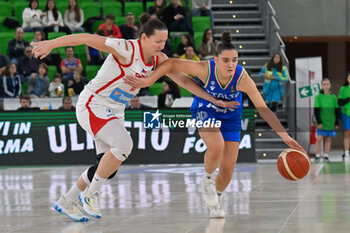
[0,161,350,233]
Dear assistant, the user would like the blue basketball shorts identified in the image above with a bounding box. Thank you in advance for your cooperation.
[342,113,350,130]
[191,108,241,142]
[316,129,337,137]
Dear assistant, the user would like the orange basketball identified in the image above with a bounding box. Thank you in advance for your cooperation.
[277,148,310,181]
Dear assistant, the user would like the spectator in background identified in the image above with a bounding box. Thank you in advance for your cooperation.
[27,63,49,98]
[192,0,213,27]
[0,53,10,76]
[86,29,105,65]
[259,53,288,112]
[22,0,44,32]
[2,63,21,98]
[66,70,88,96]
[158,78,181,108]
[161,0,194,35]
[314,78,339,162]
[148,0,166,20]
[31,30,46,44]
[199,28,217,60]
[174,34,197,58]
[179,46,200,61]
[8,27,30,65]
[42,0,71,36]
[60,46,83,81]
[98,14,122,38]
[17,45,42,83]
[128,94,150,109]
[338,71,350,162]
[31,30,62,70]
[49,73,64,97]
[17,95,40,111]
[64,0,84,33]
[161,38,173,58]
[120,12,139,40]
[58,96,75,110]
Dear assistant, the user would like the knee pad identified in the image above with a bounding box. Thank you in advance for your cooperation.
[87,163,118,181]
[87,164,98,182]
[110,137,133,161]
[96,153,104,162]
[108,170,118,179]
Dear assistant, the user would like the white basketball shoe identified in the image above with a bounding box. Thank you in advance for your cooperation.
[79,191,102,218]
[53,196,89,222]
[202,178,219,207]
[209,194,225,218]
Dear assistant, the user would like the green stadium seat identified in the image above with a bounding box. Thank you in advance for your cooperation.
[146,1,154,12]
[102,2,122,18]
[148,82,163,96]
[47,65,57,82]
[179,86,192,97]
[92,20,105,33]
[124,2,144,23]
[21,83,29,95]
[0,32,15,56]
[86,65,100,80]
[192,16,211,33]
[23,32,35,43]
[38,0,47,10]
[80,2,101,20]
[48,32,66,40]
[115,16,126,27]
[194,31,203,51]
[13,2,28,24]
[0,2,13,19]
[56,2,68,17]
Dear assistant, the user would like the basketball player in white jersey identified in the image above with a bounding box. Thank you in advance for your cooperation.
[32,14,238,222]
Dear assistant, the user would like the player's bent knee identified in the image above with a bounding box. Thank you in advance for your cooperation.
[110,137,133,161]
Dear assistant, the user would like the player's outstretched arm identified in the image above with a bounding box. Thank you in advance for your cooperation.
[238,72,305,152]
[166,70,239,109]
[124,56,207,88]
[31,34,125,60]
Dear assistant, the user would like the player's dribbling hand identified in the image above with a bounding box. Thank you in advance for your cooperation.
[283,135,308,155]
[31,41,53,59]
[215,100,240,109]
[124,75,154,88]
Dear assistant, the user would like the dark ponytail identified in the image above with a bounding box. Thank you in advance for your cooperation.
[139,13,167,37]
[216,31,236,55]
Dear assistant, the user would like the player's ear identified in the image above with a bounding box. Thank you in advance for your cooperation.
[214,56,218,63]
[140,33,147,41]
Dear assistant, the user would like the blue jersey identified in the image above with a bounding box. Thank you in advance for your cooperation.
[190,59,246,141]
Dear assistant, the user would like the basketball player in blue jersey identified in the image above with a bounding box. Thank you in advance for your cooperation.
[125,31,306,218]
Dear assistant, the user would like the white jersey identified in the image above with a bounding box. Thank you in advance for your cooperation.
[84,39,159,109]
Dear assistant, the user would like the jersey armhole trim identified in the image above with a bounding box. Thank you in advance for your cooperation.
[236,68,245,91]
[204,60,211,88]
[112,40,135,68]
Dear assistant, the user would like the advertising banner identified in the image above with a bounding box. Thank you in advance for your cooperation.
[0,109,255,165]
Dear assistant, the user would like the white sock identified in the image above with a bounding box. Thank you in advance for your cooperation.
[204,170,215,180]
[316,154,321,158]
[88,173,106,194]
[64,184,82,203]
[324,154,329,158]
[345,151,349,157]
